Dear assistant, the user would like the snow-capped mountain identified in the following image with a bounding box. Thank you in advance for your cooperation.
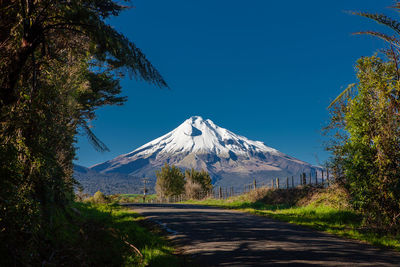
[89,116,320,189]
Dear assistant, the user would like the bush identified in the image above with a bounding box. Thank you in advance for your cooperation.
[185,181,203,200]
[83,191,110,204]
[155,163,185,200]
[184,168,212,199]
[328,56,400,233]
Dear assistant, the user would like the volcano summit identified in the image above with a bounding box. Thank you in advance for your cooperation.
[88,116,320,189]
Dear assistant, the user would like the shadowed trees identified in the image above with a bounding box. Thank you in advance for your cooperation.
[0,0,167,264]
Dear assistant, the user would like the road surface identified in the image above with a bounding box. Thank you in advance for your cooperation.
[128,204,400,266]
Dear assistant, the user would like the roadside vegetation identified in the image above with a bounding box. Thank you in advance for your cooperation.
[184,185,400,251]
[2,183,180,266]
[325,5,400,236]
[55,201,179,266]
[116,194,158,203]
[0,1,167,265]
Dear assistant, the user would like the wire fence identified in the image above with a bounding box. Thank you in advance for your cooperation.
[137,169,334,204]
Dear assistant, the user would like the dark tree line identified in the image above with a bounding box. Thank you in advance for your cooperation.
[0,0,166,265]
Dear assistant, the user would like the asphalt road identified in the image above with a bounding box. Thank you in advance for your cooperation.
[128,204,400,266]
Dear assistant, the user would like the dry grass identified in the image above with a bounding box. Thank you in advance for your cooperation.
[296,184,351,209]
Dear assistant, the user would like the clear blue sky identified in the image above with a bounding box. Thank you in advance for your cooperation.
[75,0,395,167]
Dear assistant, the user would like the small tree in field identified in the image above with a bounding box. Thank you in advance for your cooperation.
[93,191,108,204]
[155,163,185,200]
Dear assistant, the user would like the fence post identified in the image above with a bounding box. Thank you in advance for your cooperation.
[327,168,330,186]
[292,176,294,188]
[271,179,274,189]
[253,179,257,190]
[286,177,289,189]
[219,186,222,199]
[276,178,280,189]
[321,170,324,186]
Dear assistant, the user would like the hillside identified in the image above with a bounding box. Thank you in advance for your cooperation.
[73,165,155,195]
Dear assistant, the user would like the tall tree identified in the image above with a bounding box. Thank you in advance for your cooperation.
[327,2,400,233]
[155,164,185,199]
[0,0,167,264]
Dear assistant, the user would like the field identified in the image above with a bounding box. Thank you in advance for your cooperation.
[115,194,158,203]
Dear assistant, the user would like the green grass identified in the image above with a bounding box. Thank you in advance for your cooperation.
[115,194,157,203]
[183,194,400,251]
[54,202,181,266]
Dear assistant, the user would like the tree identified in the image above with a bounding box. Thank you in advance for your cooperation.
[0,0,167,106]
[0,0,167,264]
[93,191,108,204]
[327,0,400,233]
[184,168,213,199]
[155,164,185,199]
[328,56,400,232]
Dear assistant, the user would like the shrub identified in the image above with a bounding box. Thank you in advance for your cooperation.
[328,56,400,233]
[93,191,108,204]
[185,181,204,200]
[184,168,212,199]
[155,163,185,199]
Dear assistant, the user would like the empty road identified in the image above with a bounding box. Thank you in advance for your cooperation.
[128,204,400,266]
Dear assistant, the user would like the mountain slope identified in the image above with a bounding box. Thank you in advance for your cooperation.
[90,116,320,189]
[73,164,155,195]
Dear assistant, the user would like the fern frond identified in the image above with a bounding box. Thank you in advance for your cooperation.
[390,2,400,11]
[82,124,110,152]
[353,12,400,36]
[353,31,400,48]
[328,83,357,109]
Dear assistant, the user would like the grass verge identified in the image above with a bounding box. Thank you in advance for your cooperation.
[183,186,400,251]
[48,202,180,266]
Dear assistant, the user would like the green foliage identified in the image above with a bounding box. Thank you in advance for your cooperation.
[0,0,167,264]
[84,190,111,204]
[155,163,185,199]
[329,56,400,233]
[93,191,107,203]
[184,168,213,199]
[21,202,179,266]
[326,2,400,234]
[116,194,157,203]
